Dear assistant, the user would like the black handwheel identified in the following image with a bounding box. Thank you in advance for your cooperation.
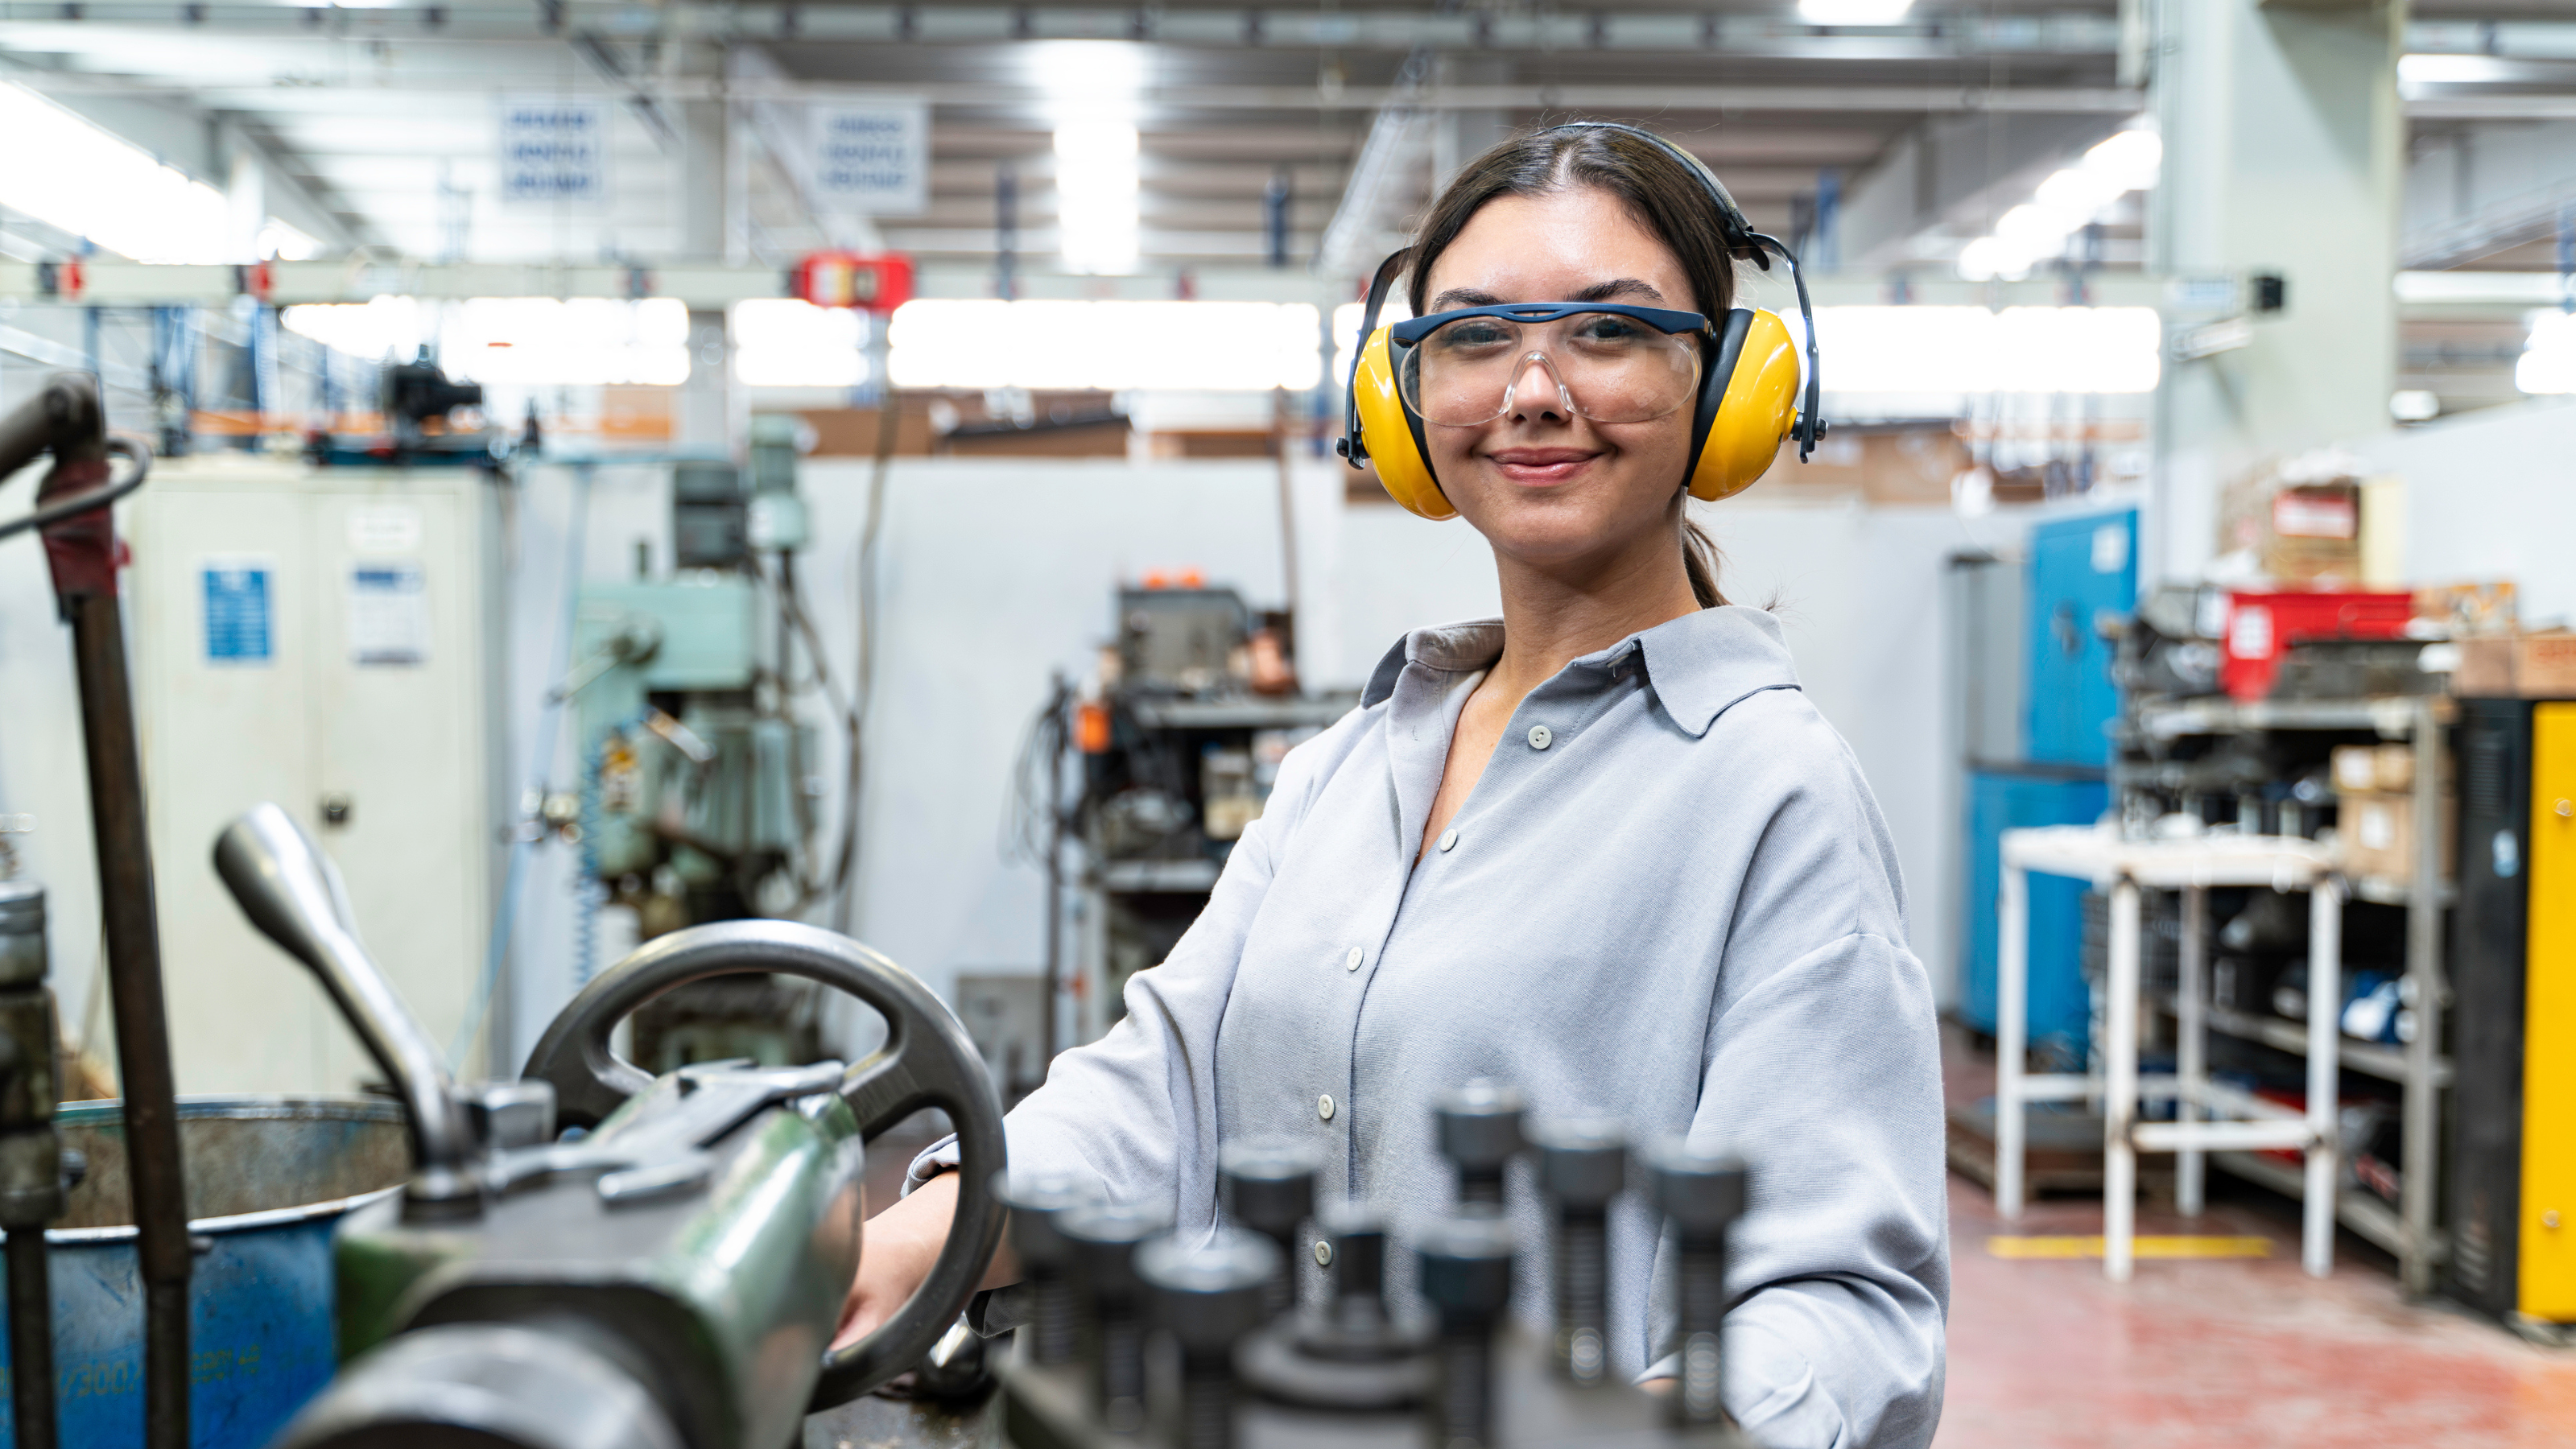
[518,919,1006,1410]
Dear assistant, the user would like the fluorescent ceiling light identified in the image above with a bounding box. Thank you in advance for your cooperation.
[889,300,1321,391]
[733,299,869,388]
[1798,0,1914,25]
[2518,310,2576,394]
[2398,53,2520,86]
[0,83,229,262]
[1958,122,2160,280]
[282,297,689,386]
[1055,120,1141,275]
[1802,305,2161,395]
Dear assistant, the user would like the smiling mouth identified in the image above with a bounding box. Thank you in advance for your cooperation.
[1484,448,1601,484]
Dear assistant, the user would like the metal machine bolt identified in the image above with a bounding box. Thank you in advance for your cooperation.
[996,1170,1108,1367]
[1646,1139,1748,1430]
[1059,1200,1174,1431]
[1320,1198,1389,1329]
[1137,1228,1280,1449]
[1415,1214,1516,1449]
[1434,1079,1525,1212]
[1220,1138,1319,1317]
[1530,1116,1625,1387]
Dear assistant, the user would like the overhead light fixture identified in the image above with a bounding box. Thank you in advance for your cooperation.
[1958,124,2161,282]
[1055,120,1141,275]
[0,82,326,262]
[889,299,1321,391]
[733,299,869,388]
[2516,310,2576,394]
[1798,0,1914,25]
[2397,53,2520,87]
[281,297,689,386]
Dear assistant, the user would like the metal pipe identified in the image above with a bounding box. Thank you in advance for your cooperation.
[5,1229,55,1449]
[61,589,191,1449]
[12,374,190,1449]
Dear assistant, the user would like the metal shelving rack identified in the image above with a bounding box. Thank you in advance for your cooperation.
[2128,694,2454,1294]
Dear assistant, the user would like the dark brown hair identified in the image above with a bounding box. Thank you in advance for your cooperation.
[1406,125,1736,608]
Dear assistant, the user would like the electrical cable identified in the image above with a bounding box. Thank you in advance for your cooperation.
[828,387,898,935]
[448,460,593,1070]
[0,437,150,543]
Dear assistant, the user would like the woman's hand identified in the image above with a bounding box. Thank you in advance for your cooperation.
[832,1173,1022,1351]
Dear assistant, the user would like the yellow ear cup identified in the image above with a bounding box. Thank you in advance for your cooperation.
[1352,325,1455,520]
[1687,308,1804,502]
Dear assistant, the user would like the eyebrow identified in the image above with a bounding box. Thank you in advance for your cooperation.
[1427,277,1670,312]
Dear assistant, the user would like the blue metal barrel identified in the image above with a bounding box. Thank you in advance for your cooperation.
[0,1096,409,1449]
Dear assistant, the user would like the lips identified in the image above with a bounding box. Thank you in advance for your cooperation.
[1483,447,1601,485]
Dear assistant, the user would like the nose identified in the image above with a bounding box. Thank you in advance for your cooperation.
[1503,352,1575,423]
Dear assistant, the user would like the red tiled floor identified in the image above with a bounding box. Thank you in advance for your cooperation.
[1939,1034,2576,1447]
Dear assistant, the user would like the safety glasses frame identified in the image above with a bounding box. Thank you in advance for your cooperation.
[1387,300,1711,347]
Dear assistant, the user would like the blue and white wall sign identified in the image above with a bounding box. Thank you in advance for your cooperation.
[807,100,930,216]
[497,96,609,207]
[200,559,274,666]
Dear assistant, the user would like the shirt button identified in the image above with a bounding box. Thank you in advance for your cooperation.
[1344,947,1364,972]
[1438,828,1459,852]
[1315,1240,1335,1268]
[1319,1094,1336,1121]
[1527,724,1553,750]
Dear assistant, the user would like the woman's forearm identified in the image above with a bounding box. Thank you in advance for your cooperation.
[835,1171,1023,1349]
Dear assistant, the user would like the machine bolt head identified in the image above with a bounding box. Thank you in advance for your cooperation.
[997,1169,1108,1273]
[1220,1137,1321,1241]
[1530,1117,1626,1209]
[1415,1214,1517,1321]
[1435,1079,1527,1173]
[1319,1199,1389,1300]
[1137,1227,1281,1352]
[1645,1138,1748,1236]
[1059,1201,1175,1302]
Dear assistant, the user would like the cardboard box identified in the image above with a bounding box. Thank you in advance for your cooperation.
[2335,788,2455,882]
[2332,743,2417,794]
[2454,632,2576,699]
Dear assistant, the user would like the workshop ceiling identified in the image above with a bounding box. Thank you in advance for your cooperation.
[0,1,2566,283]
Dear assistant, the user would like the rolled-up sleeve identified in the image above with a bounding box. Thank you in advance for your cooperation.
[1654,931,1948,1449]
[902,717,1342,1225]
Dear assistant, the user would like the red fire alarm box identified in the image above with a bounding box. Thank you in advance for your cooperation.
[791,251,914,313]
[2220,590,2415,701]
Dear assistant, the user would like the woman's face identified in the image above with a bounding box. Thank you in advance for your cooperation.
[1415,187,1700,572]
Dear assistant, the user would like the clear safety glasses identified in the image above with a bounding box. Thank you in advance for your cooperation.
[1392,302,1710,427]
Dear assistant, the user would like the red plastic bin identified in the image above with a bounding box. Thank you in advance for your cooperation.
[2219,590,2414,702]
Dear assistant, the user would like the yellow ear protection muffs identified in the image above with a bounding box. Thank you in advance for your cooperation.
[1336,121,1824,521]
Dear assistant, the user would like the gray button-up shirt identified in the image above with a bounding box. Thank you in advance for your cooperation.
[914,605,1947,1447]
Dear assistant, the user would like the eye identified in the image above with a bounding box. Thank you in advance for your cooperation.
[1571,314,1649,344]
[1432,320,1515,351]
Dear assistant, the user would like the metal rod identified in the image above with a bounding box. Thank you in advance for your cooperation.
[2400,698,2446,1295]
[2177,886,2207,1216]
[1996,862,2029,1218]
[64,589,191,1449]
[2103,878,2140,1284]
[6,1228,56,1449]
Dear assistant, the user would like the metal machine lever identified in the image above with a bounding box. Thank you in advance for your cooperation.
[213,803,479,1214]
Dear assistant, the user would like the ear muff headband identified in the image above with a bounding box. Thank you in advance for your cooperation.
[1338,122,1825,518]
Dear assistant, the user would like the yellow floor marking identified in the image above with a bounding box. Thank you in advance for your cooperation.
[1986,1235,2275,1260]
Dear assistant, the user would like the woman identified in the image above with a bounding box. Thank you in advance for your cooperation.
[846,124,1947,1448]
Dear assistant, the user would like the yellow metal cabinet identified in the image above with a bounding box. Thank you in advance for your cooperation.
[2525,702,2576,1317]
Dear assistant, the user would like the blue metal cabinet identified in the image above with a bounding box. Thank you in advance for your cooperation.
[2025,510,2136,767]
[1961,768,2107,1068]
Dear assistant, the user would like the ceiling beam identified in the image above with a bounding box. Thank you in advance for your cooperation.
[3,68,2152,117]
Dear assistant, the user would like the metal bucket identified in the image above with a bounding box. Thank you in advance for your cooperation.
[0,1096,411,1449]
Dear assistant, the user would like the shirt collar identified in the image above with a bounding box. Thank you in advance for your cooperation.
[1361,605,1799,737]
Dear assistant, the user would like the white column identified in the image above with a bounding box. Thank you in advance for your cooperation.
[226,146,266,262]
[675,62,738,454]
[1996,862,2031,1219]
[2145,0,2404,585]
[2304,878,2344,1278]
[2104,879,2141,1283]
